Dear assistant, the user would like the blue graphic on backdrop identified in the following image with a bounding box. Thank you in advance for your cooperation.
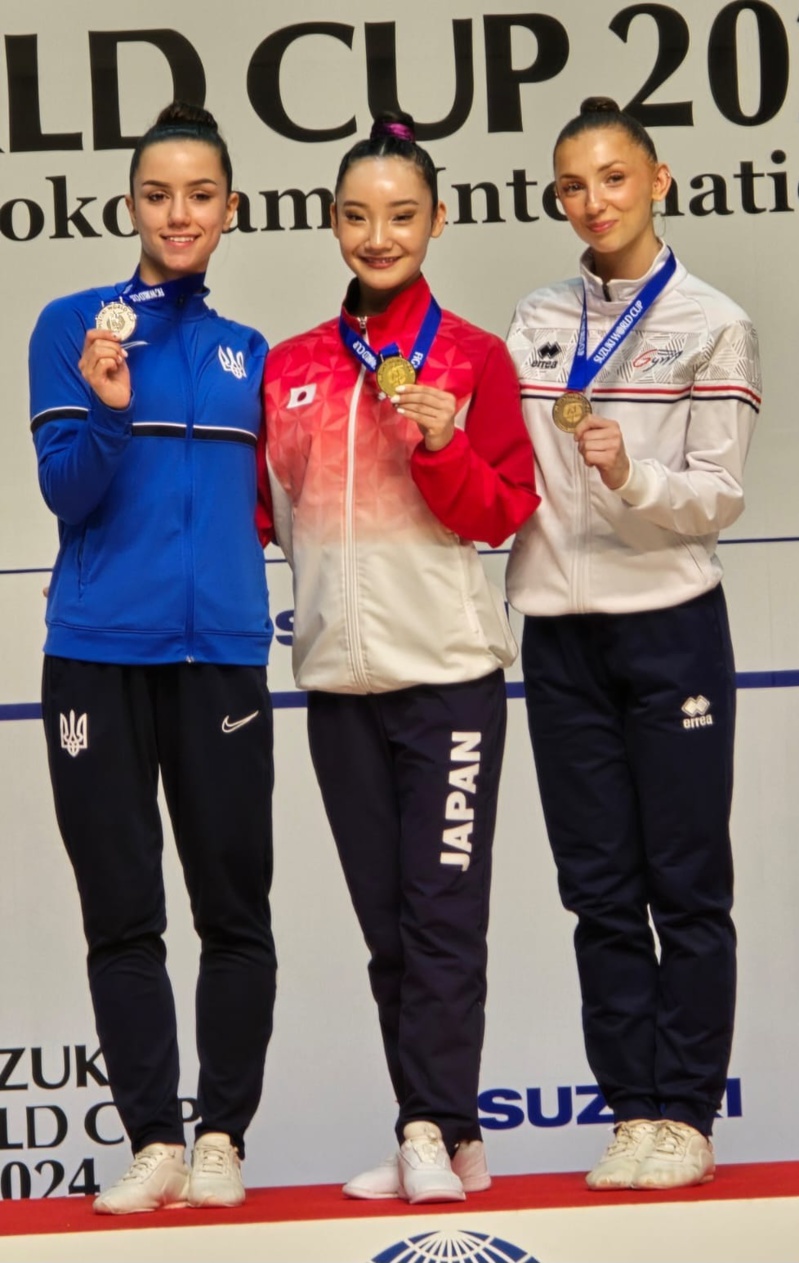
[372,1228,540,1263]
[478,1077,743,1129]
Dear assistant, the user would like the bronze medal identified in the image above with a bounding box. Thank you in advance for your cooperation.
[95,300,137,342]
[376,355,417,396]
[552,391,591,433]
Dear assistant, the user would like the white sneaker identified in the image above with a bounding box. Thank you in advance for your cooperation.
[93,1143,189,1214]
[586,1119,660,1190]
[188,1132,245,1207]
[397,1124,466,1204]
[634,1121,715,1189]
[343,1139,490,1199]
[453,1139,492,1192]
[343,1153,400,1200]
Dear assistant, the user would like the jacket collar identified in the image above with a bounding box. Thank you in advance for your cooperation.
[580,241,684,307]
[115,269,210,318]
[339,274,433,346]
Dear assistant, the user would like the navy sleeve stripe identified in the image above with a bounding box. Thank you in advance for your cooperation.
[132,423,187,438]
[131,422,257,447]
[30,406,89,433]
[194,427,257,448]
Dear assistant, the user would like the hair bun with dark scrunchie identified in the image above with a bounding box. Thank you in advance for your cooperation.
[580,96,621,116]
[369,110,417,144]
[154,101,220,134]
[554,95,658,164]
[129,100,232,194]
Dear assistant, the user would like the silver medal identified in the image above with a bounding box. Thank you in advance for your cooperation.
[95,301,137,341]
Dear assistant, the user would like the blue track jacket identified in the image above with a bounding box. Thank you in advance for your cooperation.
[29,274,272,665]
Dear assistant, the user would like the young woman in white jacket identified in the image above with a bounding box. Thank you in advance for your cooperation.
[506,96,761,1192]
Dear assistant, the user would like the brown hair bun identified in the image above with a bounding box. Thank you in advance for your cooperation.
[580,96,620,116]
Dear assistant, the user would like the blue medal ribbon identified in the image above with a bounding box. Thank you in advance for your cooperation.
[97,272,208,348]
[119,270,208,306]
[339,296,442,380]
[566,248,678,394]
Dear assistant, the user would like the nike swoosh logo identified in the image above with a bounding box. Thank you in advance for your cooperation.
[221,711,259,734]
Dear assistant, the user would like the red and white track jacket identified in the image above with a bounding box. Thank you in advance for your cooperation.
[506,245,762,616]
[261,275,539,693]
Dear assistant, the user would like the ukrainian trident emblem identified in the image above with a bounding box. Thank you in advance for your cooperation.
[60,710,88,757]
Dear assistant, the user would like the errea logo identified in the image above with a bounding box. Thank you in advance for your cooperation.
[682,696,714,729]
[526,341,561,370]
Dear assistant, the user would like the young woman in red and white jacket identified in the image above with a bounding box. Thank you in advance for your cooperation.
[261,112,538,1204]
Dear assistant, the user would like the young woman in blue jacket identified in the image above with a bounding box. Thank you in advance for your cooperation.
[28,102,275,1215]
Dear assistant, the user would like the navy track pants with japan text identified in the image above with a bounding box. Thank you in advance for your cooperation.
[307,670,507,1154]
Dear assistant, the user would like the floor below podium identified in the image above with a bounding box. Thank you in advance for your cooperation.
[0,1162,796,1263]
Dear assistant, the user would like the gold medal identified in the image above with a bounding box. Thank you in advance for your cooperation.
[95,300,137,342]
[552,391,591,433]
[376,355,417,396]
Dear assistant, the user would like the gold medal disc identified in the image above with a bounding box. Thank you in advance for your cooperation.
[376,355,417,396]
[95,301,137,342]
[552,391,591,433]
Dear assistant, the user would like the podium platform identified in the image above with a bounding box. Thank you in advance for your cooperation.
[0,1163,797,1263]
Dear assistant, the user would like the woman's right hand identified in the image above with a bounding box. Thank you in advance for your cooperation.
[78,328,131,410]
[574,412,631,491]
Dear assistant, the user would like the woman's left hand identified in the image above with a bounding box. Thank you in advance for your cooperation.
[574,412,631,490]
[393,384,457,452]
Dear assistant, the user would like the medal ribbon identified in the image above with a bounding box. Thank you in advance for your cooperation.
[116,271,208,307]
[566,248,677,394]
[339,297,442,377]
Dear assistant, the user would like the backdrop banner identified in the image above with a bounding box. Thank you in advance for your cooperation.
[0,0,796,1198]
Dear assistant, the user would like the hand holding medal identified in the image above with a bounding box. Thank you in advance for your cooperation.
[392,383,457,452]
[574,411,630,490]
[78,302,135,411]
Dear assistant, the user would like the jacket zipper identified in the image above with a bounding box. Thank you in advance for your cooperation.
[342,317,370,690]
[178,298,196,662]
[571,447,591,612]
[570,327,599,613]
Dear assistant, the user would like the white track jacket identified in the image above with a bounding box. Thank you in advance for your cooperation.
[506,245,762,616]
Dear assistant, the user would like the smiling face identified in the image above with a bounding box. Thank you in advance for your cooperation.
[554,126,672,281]
[330,156,447,314]
[125,139,238,285]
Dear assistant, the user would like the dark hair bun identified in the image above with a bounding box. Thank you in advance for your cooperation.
[154,101,219,133]
[580,96,621,116]
[370,110,416,144]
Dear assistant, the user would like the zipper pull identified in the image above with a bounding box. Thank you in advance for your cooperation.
[358,316,367,333]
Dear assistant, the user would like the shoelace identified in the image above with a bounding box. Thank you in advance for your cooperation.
[407,1135,443,1165]
[119,1149,166,1182]
[650,1122,689,1157]
[606,1122,655,1157]
[195,1143,229,1174]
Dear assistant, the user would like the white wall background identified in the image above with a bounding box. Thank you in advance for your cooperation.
[0,0,796,1198]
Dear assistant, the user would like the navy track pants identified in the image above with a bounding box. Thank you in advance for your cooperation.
[42,657,276,1157]
[521,586,737,1137]
[307,670,507,1154]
